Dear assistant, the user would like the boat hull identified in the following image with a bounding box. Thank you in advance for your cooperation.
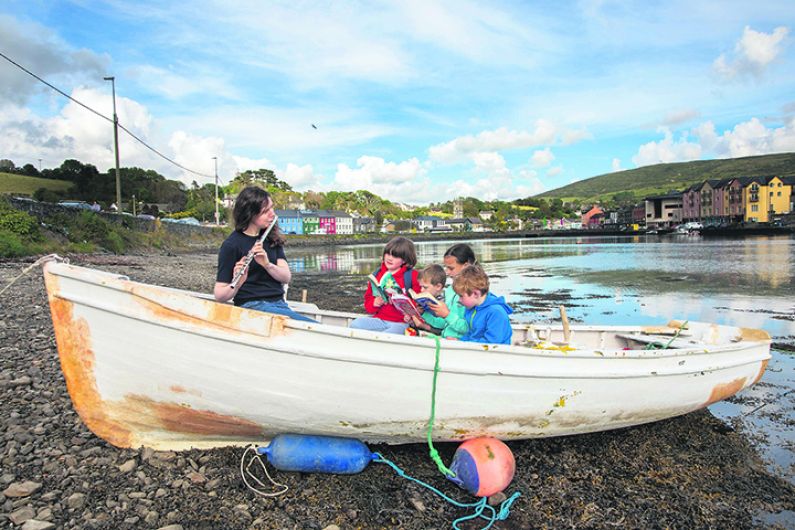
[43,262,771,450]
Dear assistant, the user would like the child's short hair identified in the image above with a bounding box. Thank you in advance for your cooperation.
[452,265,490,295]
[383,236,417,268]
[418,264,446,286]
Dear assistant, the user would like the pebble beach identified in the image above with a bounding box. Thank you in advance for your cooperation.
[1,253,794,529]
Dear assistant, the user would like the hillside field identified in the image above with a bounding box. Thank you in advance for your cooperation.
[0,172,73,196]
[536,152,795,202]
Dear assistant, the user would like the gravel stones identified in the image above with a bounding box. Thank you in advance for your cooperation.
[3,481,42,498]
[1,253,794,529]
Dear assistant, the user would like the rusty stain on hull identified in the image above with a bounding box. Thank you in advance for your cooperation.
[703,377,746,407]
[739,327,771,342]
[752,360,769,385]
[45,288,133,448]
[129,284,287,337]
[124,394,264,437]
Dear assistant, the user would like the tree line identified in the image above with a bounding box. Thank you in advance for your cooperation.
[1,158,581,224]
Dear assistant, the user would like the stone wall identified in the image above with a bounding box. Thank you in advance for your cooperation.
[8,197,218,237]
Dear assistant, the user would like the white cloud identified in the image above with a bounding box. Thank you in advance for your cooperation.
[224,3,414,87]
[281,163,322,190]
[443,151,544,201]
[531,147,555,167]
[632,116,795,167]
[126,64,241,101]
[546,166,563,177]
[611,158,622,172]
[632,127,703,166]
[713,26,789,80]
[0,14,108,105]
[428,121,561,164]
[562,128,593,145]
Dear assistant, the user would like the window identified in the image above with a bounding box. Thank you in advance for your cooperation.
[751,205,758,212]
[778,191,782,197]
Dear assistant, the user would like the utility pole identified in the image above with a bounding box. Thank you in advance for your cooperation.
[212,156,219,225]
[103,76,122,213]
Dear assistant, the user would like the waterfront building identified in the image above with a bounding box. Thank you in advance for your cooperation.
[644,192,683,229]
[301,210,320,234]
[413,215,439,231]
[317,210,337,234]
[275,209,303,234]
[332,210,353,235]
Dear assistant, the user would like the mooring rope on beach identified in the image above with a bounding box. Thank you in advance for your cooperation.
[0,254,67,297]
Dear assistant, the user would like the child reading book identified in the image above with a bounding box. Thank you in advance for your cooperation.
[417,244,476,339]
[452,265,513,345]
[404,264,448,335]
[349,237,419,334]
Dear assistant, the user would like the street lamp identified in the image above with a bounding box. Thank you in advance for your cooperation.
[103,76,122,213]
[37,158,42,172]
[212,156,219,225]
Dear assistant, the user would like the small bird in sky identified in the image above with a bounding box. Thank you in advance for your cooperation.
[311,124,317,129]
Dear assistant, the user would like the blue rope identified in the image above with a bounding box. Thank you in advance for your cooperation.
[374,453,521,530]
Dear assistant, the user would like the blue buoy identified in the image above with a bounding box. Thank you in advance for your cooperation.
[256,434,376,474]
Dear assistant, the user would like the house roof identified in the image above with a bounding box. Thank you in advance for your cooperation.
[644,191,683,200]
[275,209,301,218]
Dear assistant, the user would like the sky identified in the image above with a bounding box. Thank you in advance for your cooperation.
[1,1,794,205]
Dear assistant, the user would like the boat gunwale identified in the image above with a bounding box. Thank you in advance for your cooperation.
[43,262,772,379]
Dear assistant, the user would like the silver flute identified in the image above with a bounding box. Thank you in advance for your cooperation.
[229,214,279,289]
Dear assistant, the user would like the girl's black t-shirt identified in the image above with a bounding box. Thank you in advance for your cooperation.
[216,231,287,306]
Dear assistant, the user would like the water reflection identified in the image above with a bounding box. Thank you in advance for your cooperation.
[289,235,795,337]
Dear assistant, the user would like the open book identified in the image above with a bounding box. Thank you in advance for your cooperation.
[409,289,442,312]
[368,271,403,304]
[390,293,424,320]
[367,273,389,303]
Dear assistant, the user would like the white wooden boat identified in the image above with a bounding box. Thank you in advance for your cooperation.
[42,261,771,450]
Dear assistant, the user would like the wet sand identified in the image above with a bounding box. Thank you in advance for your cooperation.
[1,253,793,529]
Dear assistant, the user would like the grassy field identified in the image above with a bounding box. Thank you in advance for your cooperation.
[537,152,795,202]
[0,172,73,195]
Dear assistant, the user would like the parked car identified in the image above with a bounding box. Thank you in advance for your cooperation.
[162,217,200,225]
[58,200,92,210]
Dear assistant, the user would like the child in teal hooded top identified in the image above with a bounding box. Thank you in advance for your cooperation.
[427,244,478,338]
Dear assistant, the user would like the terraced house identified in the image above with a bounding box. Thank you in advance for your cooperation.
[682,175,794,224]
[743,175,795,223]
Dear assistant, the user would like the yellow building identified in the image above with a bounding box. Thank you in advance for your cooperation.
[742,175,794,223]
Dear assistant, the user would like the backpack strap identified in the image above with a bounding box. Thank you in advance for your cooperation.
[403,268,413,293]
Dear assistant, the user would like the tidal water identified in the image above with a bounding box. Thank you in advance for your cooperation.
[289,234,795,483]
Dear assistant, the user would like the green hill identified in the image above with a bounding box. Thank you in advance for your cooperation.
[0,172,73,195]
[536,152,795,202]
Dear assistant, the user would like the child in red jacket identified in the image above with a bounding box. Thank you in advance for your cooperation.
[350,236,419,334]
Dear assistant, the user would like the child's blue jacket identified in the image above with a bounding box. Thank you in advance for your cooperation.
[460,293,513,345]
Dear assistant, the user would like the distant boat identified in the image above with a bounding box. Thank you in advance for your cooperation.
[43,261,771,450]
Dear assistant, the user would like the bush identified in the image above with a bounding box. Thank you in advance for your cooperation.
[0,229,25,257]
[0,208,41,241]
[44,211,129,254]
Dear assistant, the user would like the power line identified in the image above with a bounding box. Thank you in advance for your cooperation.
[0,50,214,179]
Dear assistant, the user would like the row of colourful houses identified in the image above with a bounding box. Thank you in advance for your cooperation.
[275,209,495,234]
[275,209,354,235]
[681,175,795,224]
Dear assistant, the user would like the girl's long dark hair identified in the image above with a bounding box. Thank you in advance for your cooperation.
[232,186,285,246]
[443,243,476,265]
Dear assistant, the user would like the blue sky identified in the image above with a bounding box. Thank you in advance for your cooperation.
[1,1,794,204]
